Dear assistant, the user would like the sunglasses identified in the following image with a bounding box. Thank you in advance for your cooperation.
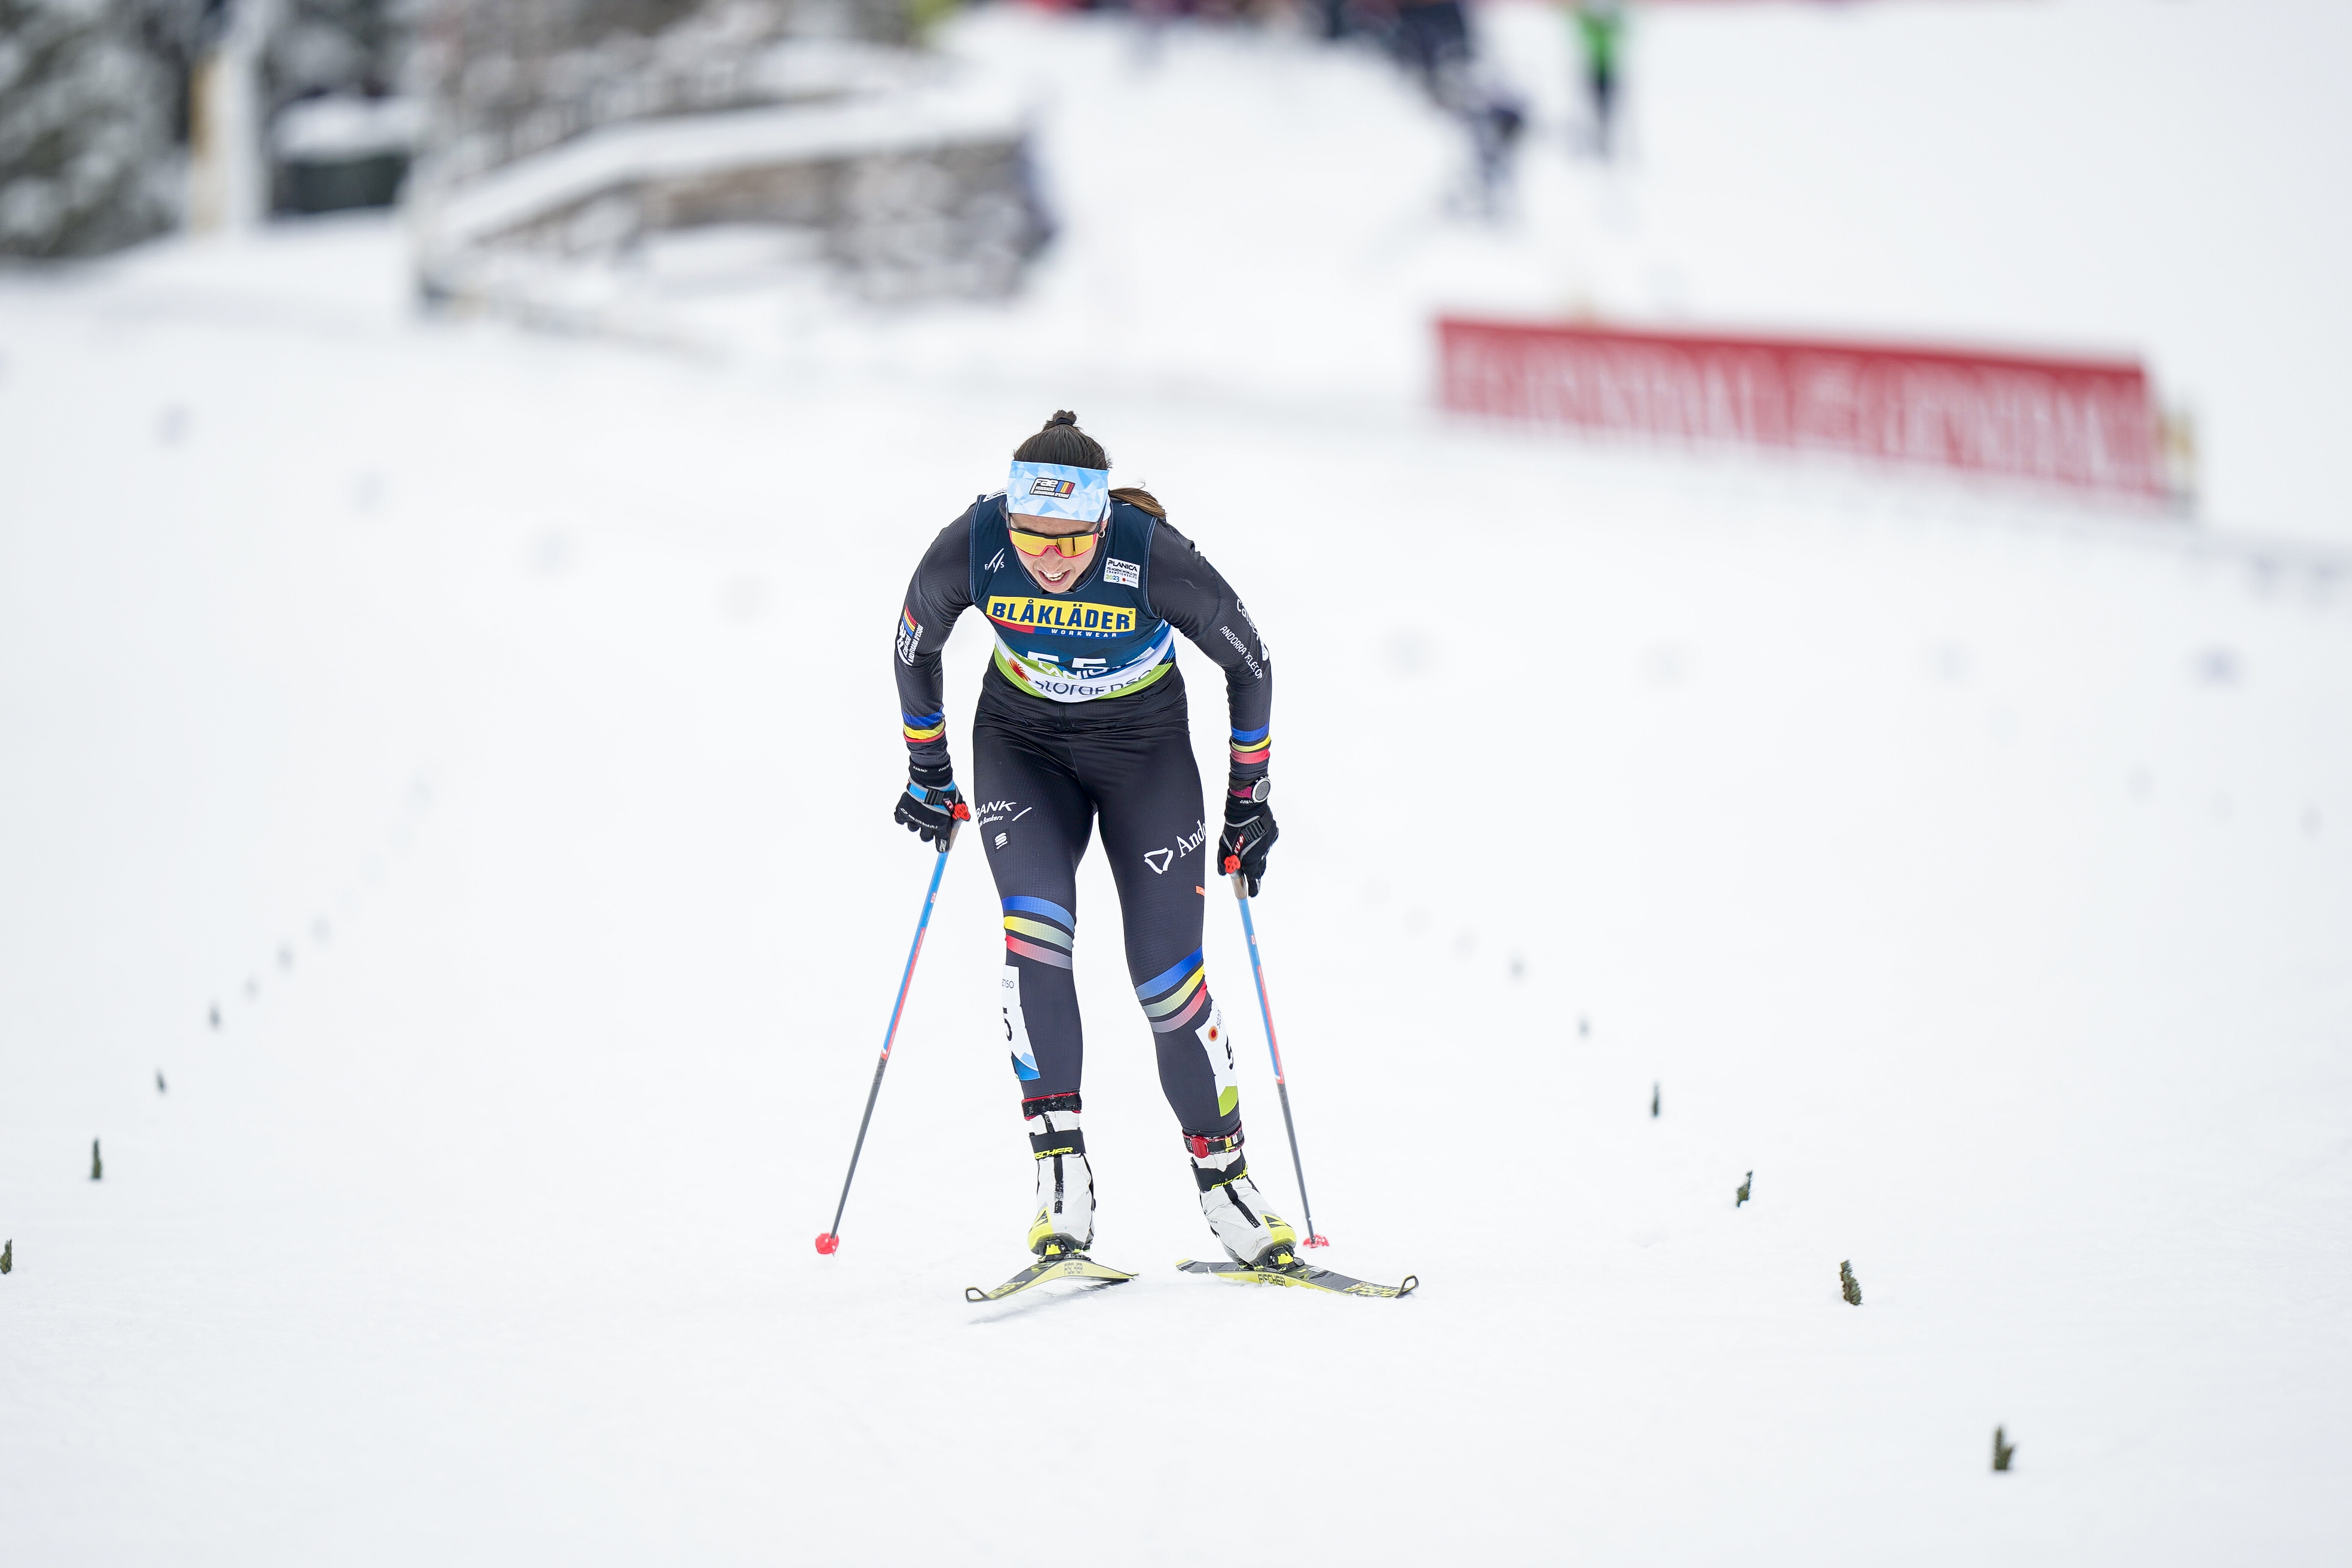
[1007,519,1104,559]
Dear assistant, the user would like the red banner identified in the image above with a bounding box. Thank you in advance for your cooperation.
[1438,317,2166,498]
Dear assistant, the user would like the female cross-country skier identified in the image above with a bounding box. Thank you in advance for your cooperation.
[890,411,1291,1267]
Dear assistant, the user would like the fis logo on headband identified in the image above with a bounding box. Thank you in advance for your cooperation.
[987,596,1137,636]
[1028,477,1079,499]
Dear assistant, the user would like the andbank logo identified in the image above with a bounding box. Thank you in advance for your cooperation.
[985,596,1138,636]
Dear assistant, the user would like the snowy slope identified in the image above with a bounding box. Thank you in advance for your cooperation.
[4,5,2352,1563]
[1470,0,2352,543]
[560,1,2352,543]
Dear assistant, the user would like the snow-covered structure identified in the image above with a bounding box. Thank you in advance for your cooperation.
[408,0,1049,310]
[274,91,423,212]
[260,0,423,214]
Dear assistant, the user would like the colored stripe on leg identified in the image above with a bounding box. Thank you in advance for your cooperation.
[1149,986,1211,1033]
[1005,936,1074,969]
[1003,895,1076,929]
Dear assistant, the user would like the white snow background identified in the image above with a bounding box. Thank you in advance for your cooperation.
[3,2,2350,1562]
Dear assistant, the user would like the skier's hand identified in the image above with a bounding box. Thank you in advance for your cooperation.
[895,767,969,852]
[1220,775,1278,897]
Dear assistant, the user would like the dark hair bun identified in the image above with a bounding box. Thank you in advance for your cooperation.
[1013,412,1108,469]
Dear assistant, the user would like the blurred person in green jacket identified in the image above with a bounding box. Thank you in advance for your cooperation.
[1573,1,1624,158]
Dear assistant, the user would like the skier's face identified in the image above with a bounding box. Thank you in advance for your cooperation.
[1009,513,1099,594]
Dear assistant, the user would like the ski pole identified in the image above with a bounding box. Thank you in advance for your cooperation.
[815,812,966,1255]
[1230,874,1328,1248]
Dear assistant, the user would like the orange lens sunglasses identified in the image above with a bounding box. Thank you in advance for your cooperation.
[1007,520,1104,559]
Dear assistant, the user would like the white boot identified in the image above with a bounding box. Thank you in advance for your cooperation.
[1025,1098,1095,1257]
[1187,1131,1298,1266]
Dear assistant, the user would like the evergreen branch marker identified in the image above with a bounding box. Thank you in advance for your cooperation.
[1735,1171,1751,1207]
[1839,1260,1861,1306]
[2,1239,12,1274]
[1993,1426,2016,1472]
[91,1139,103,1181]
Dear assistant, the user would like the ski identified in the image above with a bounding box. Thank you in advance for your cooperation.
[966,1252,1137,1303]
[1176,1257,1417,1298]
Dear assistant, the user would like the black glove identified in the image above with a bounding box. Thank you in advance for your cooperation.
[895,765,969,852]
[1219,775,1278,896]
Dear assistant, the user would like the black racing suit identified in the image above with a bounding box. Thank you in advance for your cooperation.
[894,494,1272,1138]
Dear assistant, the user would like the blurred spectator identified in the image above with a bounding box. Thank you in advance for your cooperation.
[1457,67,1524,218]
[1572,0,1622,158]
[1388,1,1523,219]
[1391,0,1469,96]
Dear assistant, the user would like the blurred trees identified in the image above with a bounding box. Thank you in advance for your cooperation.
[0,0,182,256]
[0,0,913,256]
[412,0,911,185]
[265,1,415,117]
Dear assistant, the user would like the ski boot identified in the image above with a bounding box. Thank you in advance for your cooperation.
[1025,1095,1095,1258]
[1187,1129,1299,1267]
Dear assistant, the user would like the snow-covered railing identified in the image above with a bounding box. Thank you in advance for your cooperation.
[1438,317,2172,501]
[419,81,1027,258]
[407,69,1045,311]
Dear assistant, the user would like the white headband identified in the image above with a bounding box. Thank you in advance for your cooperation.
[1008,460,1110,523]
